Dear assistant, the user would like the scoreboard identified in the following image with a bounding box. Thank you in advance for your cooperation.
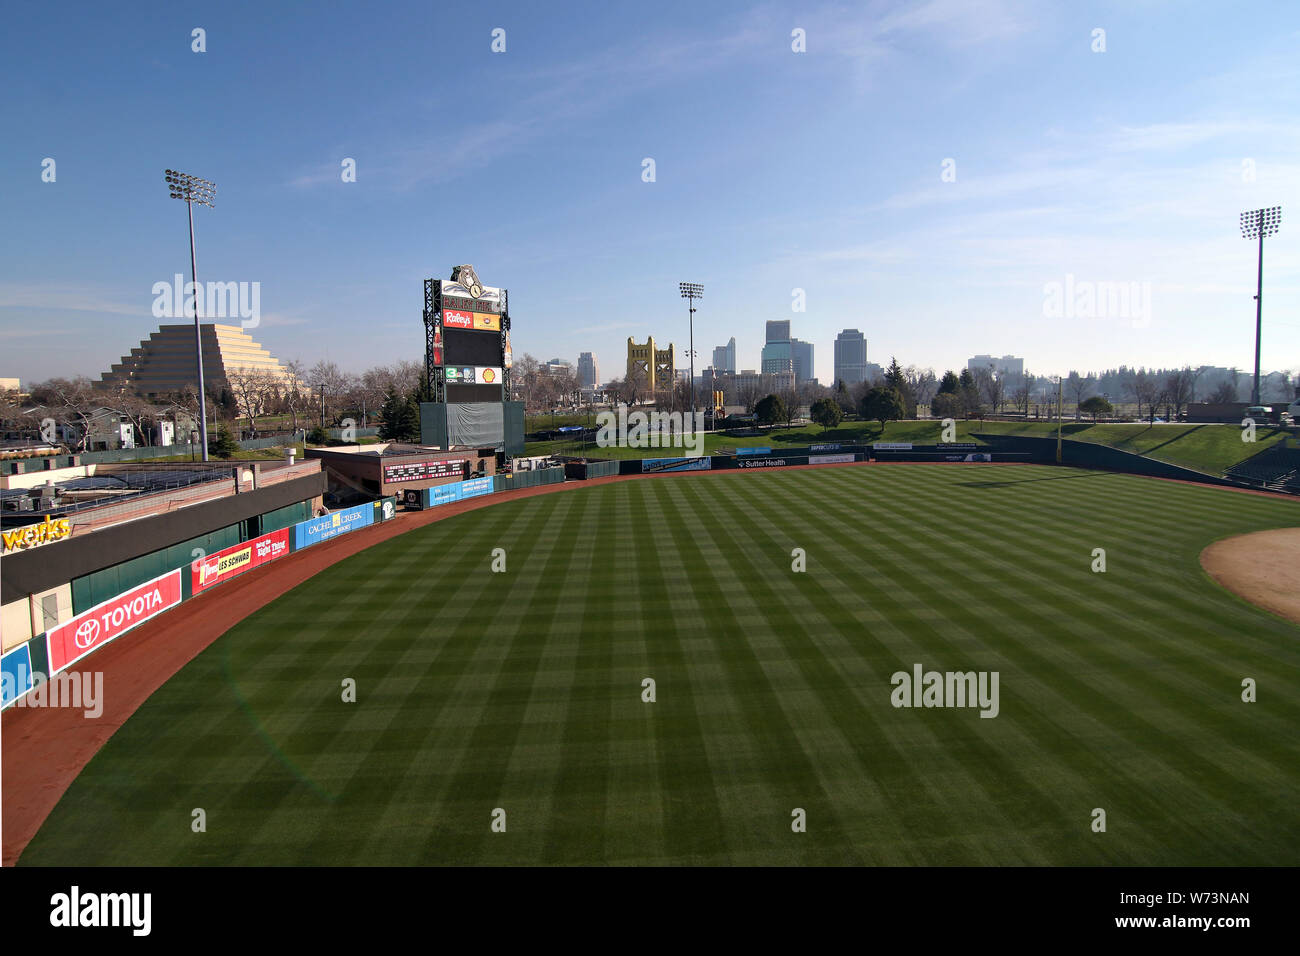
[427,264,509,404]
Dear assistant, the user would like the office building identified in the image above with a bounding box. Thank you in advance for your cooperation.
[834,329,868,386]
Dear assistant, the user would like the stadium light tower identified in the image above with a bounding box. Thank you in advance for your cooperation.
[679,282,703,414]
[1240,206,1281,406]
[165,169,217,461]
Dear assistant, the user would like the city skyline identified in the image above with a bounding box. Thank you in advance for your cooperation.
[3,2,1299,389]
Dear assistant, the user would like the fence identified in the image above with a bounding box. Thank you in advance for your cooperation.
[493,467,565,492]
[2,494,397,710]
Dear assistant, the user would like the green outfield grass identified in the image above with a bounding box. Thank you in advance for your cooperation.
[20,464,1300,865]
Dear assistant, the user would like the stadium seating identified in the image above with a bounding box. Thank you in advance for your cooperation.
[1226,445,1300,493]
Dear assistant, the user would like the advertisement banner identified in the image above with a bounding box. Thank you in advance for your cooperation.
[1,643,34,710]
[2,515,73,554]
[736,447,772,456]
[427,476,495,508]
[642,457,712,474]
[382,458,468,483]
[428,482,462,507]
[293,504,374,549]
[459,476,494,500]
[474,367,502,385]
[445,366,477,383]
[937,443,979,451]
[192,529,290,595]
[47,569,183,675]
[809,453,855,465]
[737,456,808,468]
[443,309,475,329]
[810,443,842,452]
[403,488,424,510]
[472,312,501,332]
[376,497,397,522]
[873,442,913,451]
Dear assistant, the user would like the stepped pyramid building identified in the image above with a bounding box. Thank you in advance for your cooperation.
[99,323,292,399]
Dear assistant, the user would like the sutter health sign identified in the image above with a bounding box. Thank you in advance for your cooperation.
[47,569,182,674]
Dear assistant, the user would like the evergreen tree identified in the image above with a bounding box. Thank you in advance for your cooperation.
[860,386,905,431]
[397,393,421,442]
[208,423,238,459]
[958,368,982,418]
[884,357,916,419]
[754,393,786,426]
[378,387,404,441]
[938,370,960,394]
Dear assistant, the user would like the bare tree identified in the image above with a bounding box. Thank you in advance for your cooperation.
[971,366,1003,416]
[306,360,348,426]
[226,366,278,438]
[276,359,309,436]
[513,353,541,410]
[31,377,101,452]
[1163,367,1195,421]
[1012,370,1035,417]
[1131,370,1159,421]
[778,386,802,427]
[105,392,157,447]
[905,367,939,414]
[619,365,648,407]
[1066,371,1094,419]
[733,382,763,414]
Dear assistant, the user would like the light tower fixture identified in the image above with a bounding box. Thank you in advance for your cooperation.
[679,282,703,415]
[1239,205,1281,406]
[165,169,217,460]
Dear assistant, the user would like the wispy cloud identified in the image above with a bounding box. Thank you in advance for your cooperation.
[0,284,147,316]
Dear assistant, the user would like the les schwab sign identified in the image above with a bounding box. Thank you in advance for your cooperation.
[46,569,183,674]
[2,515,72,554]
[191,529,290,594]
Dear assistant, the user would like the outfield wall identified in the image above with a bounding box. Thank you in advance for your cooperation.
[1,496,397,710]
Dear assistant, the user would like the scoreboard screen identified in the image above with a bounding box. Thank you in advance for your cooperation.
[444,327,502,367]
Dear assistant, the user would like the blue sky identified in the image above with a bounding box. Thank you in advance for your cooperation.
[2,0,1298,387]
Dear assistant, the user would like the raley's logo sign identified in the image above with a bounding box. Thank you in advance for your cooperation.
[1,516,72,553]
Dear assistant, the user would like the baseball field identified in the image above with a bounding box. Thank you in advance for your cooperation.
[17,463,1300,865]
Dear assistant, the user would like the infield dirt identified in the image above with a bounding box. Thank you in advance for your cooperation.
[1200,526,1300,627]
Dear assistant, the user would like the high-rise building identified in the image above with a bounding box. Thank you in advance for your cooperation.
[766,320,790,344]
[711,337,736,374]
[834,329,868,386]
[577,352,600,387]
[627,337,676,393]
[791,338,815,385]
[761,320,792,376]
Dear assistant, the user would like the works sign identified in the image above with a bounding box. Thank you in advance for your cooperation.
[46,569,183,674]
[1,515,72,554]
